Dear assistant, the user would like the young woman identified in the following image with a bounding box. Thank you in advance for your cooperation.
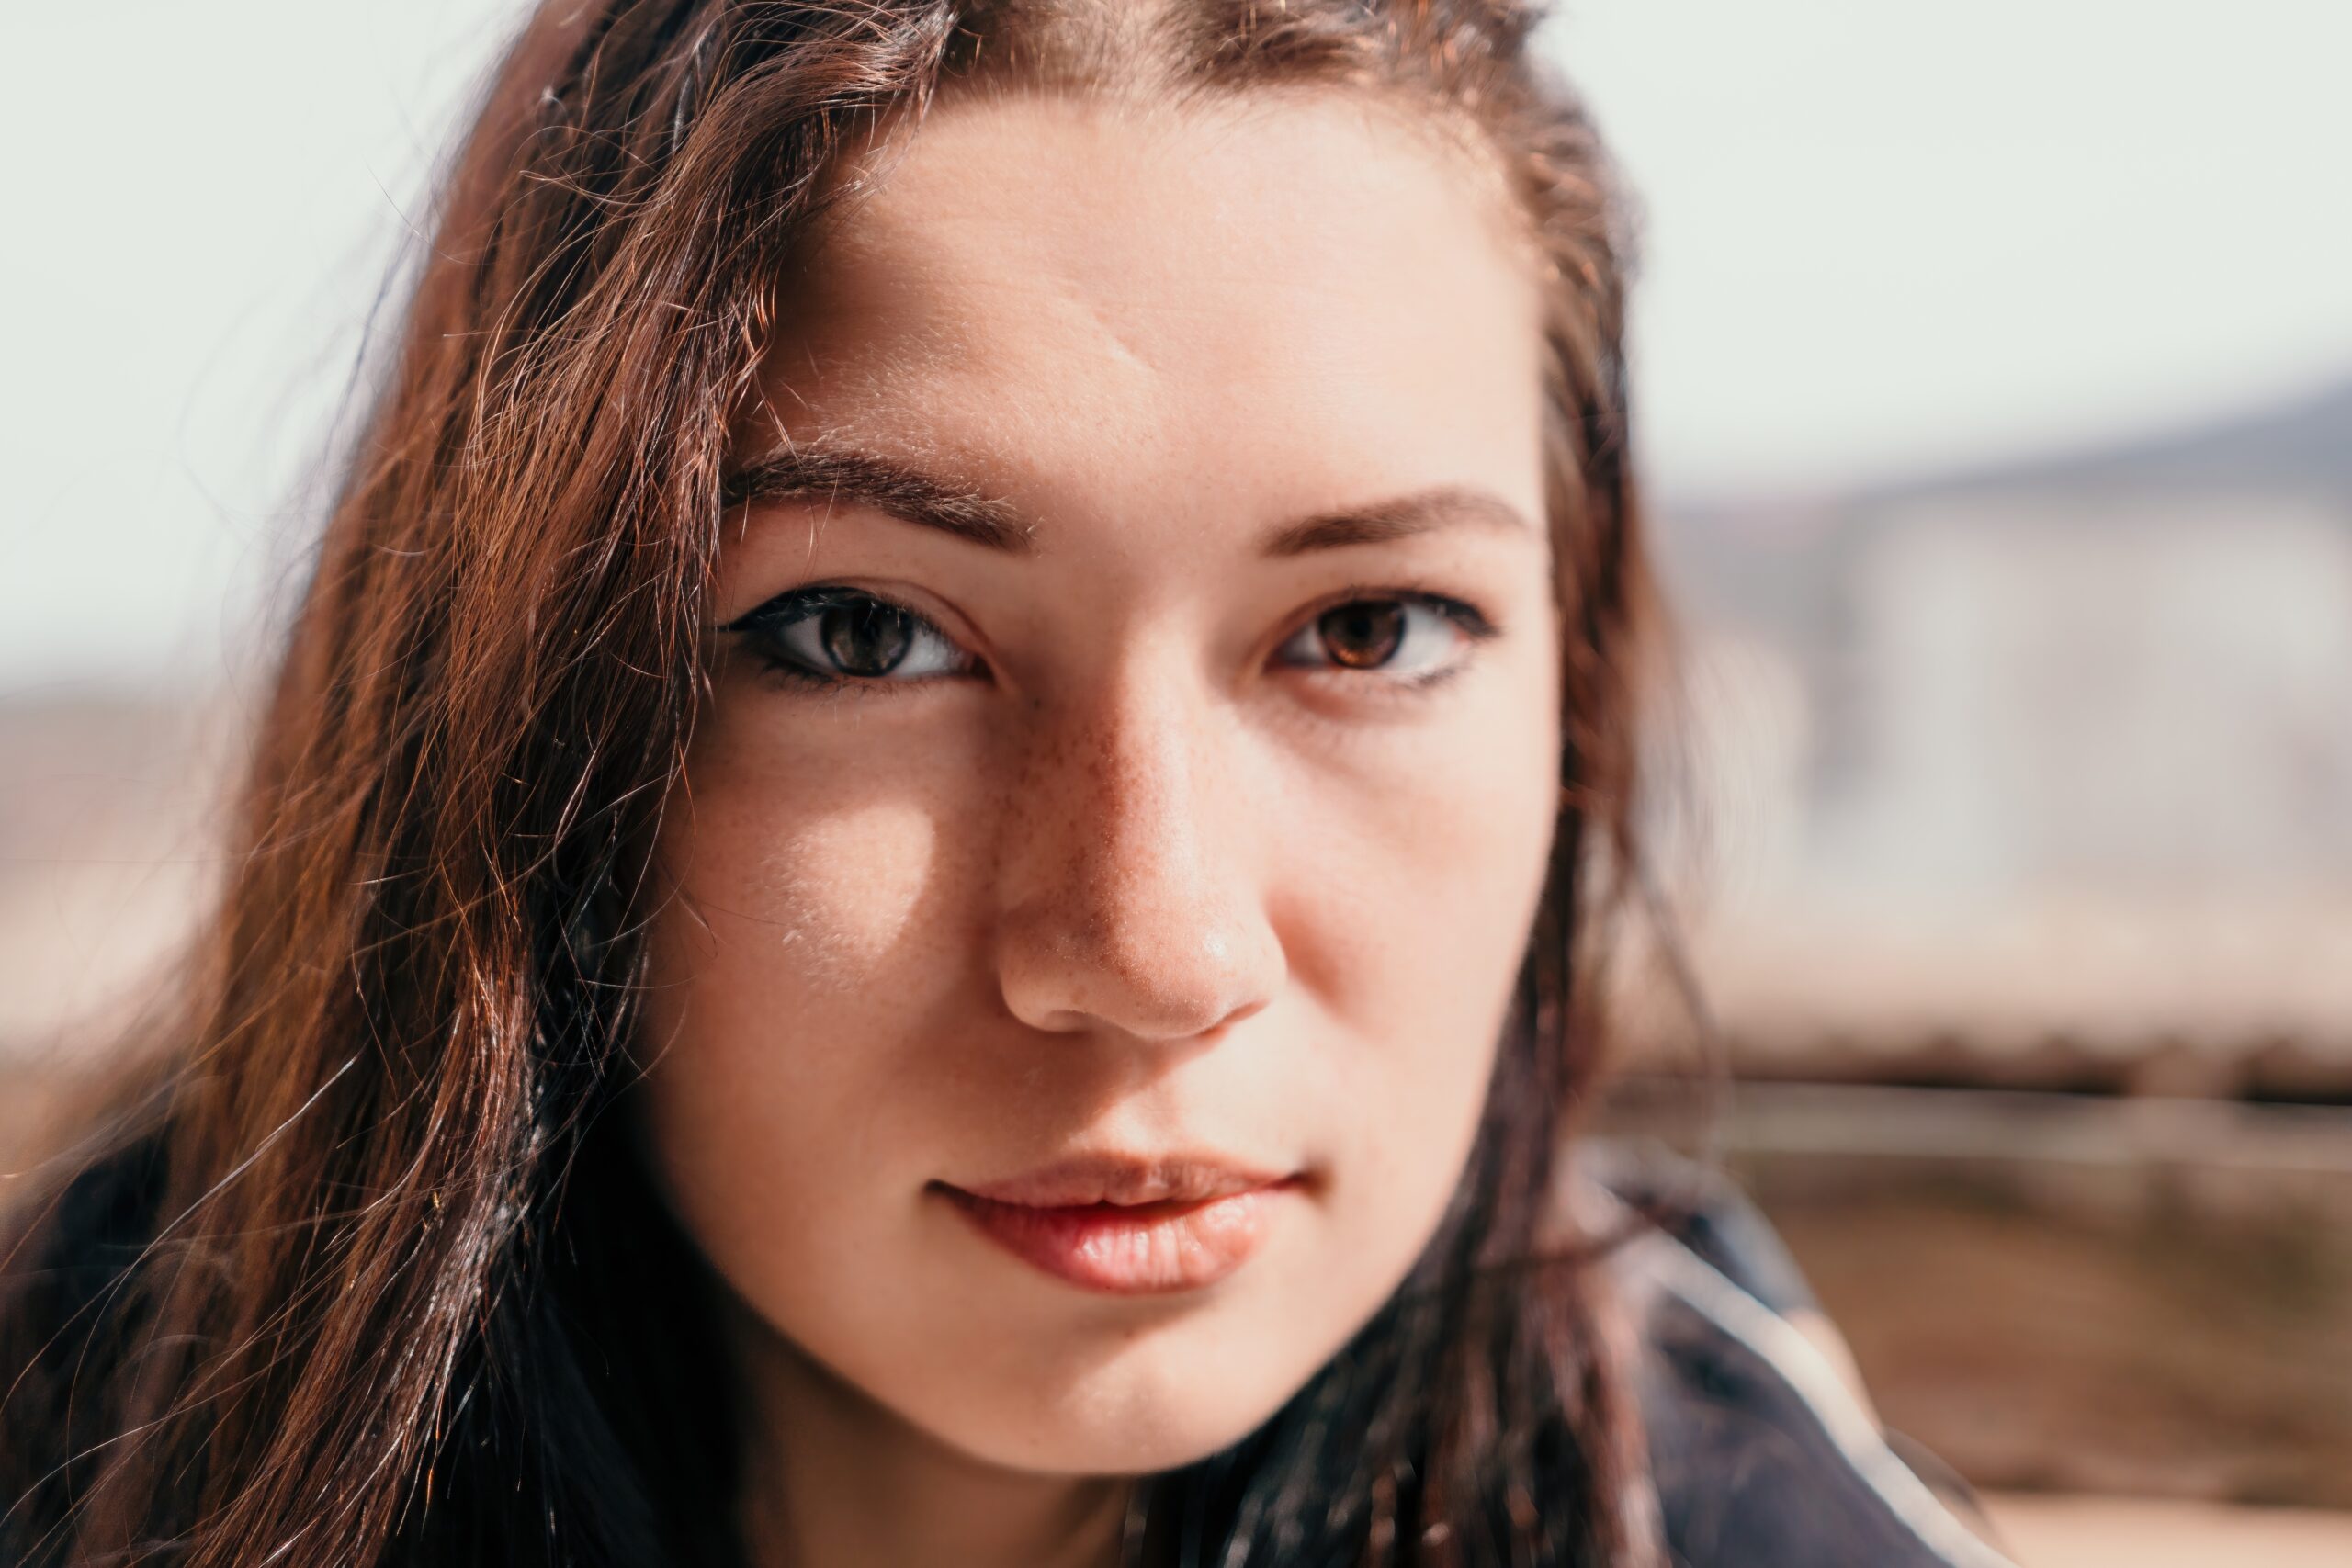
[0,3,2014,1565]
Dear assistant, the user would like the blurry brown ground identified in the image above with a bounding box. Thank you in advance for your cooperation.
[1602,1080,2352,1504]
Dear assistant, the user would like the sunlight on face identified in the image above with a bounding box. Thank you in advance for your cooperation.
[638,87,1560,1476]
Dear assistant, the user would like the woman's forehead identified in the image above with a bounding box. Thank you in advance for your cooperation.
[742,89,1547,527]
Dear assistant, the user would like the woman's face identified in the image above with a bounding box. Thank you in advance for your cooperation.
[639,89,1560,1475]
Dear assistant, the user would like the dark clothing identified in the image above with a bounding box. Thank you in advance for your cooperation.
[1586,1140,2019,1568]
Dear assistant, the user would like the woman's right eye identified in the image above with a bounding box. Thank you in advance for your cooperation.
[721,587,975,692]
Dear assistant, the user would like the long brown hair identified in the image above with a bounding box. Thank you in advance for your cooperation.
[0,3,1661,1563]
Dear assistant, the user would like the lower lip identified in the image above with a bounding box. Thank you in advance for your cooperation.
[937,1179,1302,1295]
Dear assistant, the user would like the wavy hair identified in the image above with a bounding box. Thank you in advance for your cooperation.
[0,3,1663,1563]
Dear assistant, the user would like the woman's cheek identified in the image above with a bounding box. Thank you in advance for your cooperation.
[634,789,957,1292]
[1326,656,1561,1002]
[704,798,945,1002]
[674,680,977,997]
[634,724,959,1160]
[1275,660,1558,1204]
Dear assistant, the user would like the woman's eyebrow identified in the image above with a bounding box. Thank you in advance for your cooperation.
[722,439,1537,558]
[1260,487,1537,557]
[723,440,1037,554]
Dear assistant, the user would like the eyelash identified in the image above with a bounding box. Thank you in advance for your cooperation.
[719,582,1500,700]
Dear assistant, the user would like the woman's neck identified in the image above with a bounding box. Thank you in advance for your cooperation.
[730,1316,1136,1568]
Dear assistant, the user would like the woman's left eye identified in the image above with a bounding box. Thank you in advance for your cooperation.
[1274,592,1496,687]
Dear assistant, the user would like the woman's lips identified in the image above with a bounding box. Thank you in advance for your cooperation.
[935,1175,1305,1295]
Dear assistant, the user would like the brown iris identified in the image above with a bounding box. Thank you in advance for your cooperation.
[819,597,917,676]
[1316,601,1405,670]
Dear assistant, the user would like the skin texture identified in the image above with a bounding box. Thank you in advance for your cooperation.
[636,87,1562,1568]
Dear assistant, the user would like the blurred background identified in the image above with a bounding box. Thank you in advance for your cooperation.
[3,4,2346,1562]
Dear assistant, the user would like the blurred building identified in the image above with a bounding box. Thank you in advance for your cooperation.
[1652,373,2352,1091]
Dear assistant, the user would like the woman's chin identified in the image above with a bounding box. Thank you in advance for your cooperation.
[813,1297,1326,1485]
[915,1382,1286,1478]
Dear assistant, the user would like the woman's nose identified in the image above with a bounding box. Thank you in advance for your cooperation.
[989,660,1286,1043]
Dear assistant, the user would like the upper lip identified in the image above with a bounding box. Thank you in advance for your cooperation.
[945,1152,1298,1208]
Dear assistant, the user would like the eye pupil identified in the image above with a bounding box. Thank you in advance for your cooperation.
[820,599,915,676]
[1319,601,1405,669]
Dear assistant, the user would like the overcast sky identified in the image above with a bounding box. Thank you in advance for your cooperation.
[5,0,2348,690]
